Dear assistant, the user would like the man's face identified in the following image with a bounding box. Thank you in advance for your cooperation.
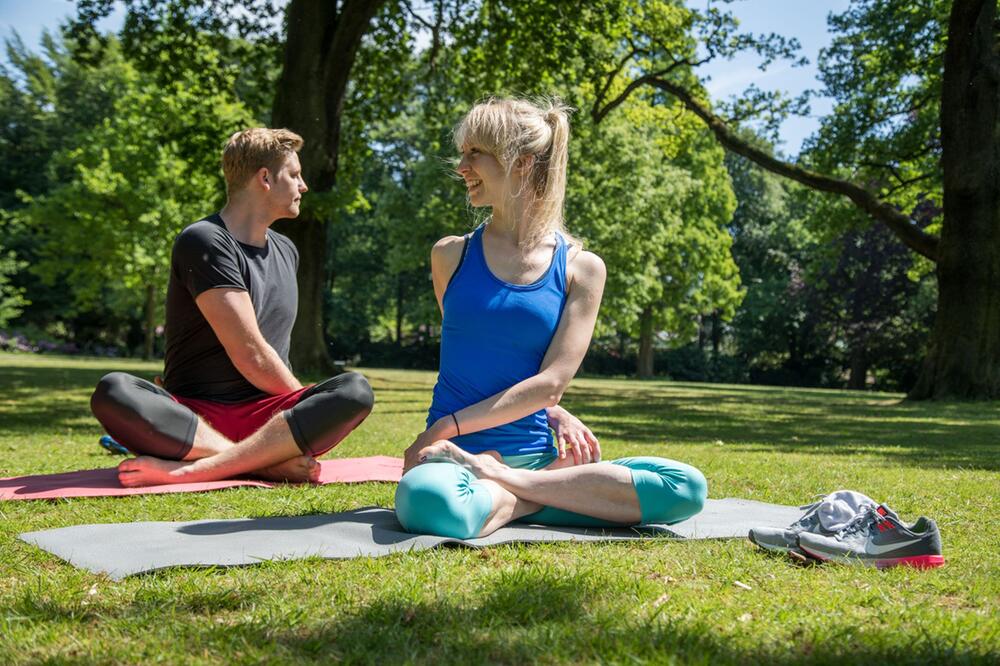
[268,153,308,218]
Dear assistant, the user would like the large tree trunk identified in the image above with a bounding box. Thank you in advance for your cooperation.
[910,0,1000,399]
[143,282,155,360]
[847,347,868,391]
[592,0,1000,398]
[637,306,654,378]
[271,0,384,374]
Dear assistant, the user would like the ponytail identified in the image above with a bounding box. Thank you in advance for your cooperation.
[454,96,581,250]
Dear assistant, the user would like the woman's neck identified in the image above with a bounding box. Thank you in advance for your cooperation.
[489,196,538,248]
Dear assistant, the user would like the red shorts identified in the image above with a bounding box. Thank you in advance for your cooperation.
[175,386,312,443]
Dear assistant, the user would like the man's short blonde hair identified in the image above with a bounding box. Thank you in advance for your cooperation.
[222,128,304,195]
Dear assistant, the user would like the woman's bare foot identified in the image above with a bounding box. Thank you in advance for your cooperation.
[417,441,505,478]
[118,456,188,487]
[252,455,321,483]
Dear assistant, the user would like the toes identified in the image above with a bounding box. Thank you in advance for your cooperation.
[118,458,140,472]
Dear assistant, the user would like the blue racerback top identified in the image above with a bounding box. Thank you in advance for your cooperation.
[427,223,568,456]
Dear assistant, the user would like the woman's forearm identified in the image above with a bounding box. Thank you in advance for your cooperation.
[448,371,566,437]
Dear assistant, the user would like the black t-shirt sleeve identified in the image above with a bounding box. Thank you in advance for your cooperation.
[172,223,247,298]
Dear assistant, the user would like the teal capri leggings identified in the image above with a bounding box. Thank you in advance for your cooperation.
[394,453,708,540]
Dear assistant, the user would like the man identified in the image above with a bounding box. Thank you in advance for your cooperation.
[90,128,374,486]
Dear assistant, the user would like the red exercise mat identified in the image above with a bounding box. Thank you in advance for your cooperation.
[0,455,403,500]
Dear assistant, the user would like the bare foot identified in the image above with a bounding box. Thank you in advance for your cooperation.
[417,441,506,479]
[118,456,188,487]
[252,455,321,484]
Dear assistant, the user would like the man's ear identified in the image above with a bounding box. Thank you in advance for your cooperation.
[255,167,271,191]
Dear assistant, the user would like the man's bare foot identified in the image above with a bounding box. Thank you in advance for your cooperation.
[417,441,505,478]
[118,456,188,487]
[252,455,321,484]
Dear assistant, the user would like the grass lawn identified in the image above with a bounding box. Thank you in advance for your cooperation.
[0,352,997,664]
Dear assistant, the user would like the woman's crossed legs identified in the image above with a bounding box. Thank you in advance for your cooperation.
[394,441,707,539]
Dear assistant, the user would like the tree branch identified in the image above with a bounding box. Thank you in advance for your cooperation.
[642,77,941,261]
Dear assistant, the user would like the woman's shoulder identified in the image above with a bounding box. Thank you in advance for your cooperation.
[430,234,470,278]
[566,246,606,293]
[431,234,468,261]
[567,246,606,276]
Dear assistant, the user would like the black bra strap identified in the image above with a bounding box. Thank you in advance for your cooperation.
[446,234,471,289]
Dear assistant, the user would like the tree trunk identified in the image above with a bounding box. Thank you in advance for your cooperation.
[271,0,385,374]
[710,310,721,357]
[395,277,403,347]
[847,347,868,391]
[143,282,155,361]
[637,306,654,378]
[910,0,1000,399]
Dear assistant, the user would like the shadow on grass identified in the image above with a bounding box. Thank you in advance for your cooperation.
[3,360,998,471]
[560,386,1000,471]
[218,569,992,665]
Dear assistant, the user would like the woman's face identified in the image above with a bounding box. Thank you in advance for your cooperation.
[457,143,507,208]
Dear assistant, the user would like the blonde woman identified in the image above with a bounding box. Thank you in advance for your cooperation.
[396,98,706,538]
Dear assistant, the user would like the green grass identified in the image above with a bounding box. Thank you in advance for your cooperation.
[0,352,997,664]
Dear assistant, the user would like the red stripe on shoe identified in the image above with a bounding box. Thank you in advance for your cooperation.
[875,555,945,570]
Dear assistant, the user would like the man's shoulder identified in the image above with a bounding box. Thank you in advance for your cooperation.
[173,215,234,254]
[266,227,299,259]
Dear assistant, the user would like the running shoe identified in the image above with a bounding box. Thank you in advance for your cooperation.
[748,489,876,556]
[798,504,945,569]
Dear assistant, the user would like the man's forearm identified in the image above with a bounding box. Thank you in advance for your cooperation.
[231,344,302,395]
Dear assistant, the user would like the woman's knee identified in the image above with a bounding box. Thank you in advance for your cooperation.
[394,463,492,539]
[624,458,708,524]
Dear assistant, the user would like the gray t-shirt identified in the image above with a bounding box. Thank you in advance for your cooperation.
[163,214,299,402]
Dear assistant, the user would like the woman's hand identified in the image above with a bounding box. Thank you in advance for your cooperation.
[402,416,456,474]
[546,405,601,465]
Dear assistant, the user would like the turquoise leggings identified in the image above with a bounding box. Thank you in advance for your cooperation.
[394,453,708,539]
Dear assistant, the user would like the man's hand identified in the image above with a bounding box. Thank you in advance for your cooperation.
[547,405,601,465]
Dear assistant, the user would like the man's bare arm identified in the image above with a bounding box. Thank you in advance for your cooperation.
[195,288,302,395]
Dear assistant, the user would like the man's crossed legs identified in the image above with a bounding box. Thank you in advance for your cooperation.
[90,372,374,486]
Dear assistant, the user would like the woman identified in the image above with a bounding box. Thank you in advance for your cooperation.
[396,97,706,539]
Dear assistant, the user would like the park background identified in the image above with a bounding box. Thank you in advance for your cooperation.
[1,0,979,398]
[0,1,998,664]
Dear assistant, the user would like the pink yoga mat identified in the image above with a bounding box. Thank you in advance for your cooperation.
[0,456,403,500]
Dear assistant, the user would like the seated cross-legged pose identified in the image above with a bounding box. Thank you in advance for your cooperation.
[395,98,706,539]
[90,128,374,487]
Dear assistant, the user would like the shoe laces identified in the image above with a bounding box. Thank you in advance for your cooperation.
[836,505,885,538]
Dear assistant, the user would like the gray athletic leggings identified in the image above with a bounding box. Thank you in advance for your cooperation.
[90,372,374,460]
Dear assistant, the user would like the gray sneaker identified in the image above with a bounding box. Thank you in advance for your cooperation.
[748,490,875,556]
[798,504,945,569]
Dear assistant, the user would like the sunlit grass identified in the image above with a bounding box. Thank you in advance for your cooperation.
[0,352,997,664]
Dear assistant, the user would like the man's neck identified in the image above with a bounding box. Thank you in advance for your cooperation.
[219,197,274,247]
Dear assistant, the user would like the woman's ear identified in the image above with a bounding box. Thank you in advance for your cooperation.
[514,154,535,173]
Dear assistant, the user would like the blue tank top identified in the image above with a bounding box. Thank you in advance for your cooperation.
[427,223,568,456]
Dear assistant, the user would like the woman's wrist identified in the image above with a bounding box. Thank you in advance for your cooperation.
[432,414,460,440]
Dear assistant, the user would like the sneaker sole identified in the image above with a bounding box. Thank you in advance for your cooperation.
[799,544,945,569]
[748,531,806,557]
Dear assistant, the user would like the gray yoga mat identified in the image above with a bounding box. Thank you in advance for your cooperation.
[20,498,802,580]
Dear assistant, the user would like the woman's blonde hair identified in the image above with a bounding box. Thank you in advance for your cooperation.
[454,97,579,249]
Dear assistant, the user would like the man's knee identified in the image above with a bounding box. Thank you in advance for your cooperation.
[90,372,134,423]
[337,371,375,416]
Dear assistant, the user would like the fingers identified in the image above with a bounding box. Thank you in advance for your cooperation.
[584,428,601,462]
[557,432,567,459]
[575,431,592,464]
